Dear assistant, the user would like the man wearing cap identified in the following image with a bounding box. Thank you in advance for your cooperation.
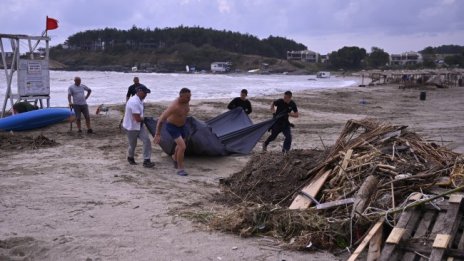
[227,89,252,114]
[122,85,155,168]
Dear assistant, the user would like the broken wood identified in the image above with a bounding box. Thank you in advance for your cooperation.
[351,175,379,218]
[289,169,331,210]
[347,219,384,261]
[367,220,383,261]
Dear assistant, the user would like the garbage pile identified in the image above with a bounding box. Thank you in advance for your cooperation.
[212,119,464,251]
[0,133,58,150]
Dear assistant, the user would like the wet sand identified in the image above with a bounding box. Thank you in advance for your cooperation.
[1,82,463,260]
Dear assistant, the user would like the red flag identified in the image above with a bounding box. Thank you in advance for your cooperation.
[46,16,58,31]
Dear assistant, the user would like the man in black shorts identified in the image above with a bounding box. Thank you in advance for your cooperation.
[68,76,93,133]
[262,91,299,153]
[227,89,252,114]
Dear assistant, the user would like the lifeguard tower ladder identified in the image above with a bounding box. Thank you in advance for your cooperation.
[0,33,51,118]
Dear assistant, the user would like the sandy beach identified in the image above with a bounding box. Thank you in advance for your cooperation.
[1,82,464,260]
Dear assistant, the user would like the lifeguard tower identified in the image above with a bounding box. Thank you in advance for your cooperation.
[0,33,51,118]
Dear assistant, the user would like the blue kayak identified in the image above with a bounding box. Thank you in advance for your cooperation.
[0,108,74,131]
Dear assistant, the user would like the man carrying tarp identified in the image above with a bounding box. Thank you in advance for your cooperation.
[262,90,299,154]
[154,88,191,176]
[227,89,252,114]
[122,85,155,168]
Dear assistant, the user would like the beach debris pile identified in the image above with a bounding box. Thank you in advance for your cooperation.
[212,119,464,251]
[0,133,58,150]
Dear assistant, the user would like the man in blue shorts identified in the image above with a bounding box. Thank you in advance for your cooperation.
[154,88,191,176]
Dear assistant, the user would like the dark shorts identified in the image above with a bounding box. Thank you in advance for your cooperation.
[166,122,187,140]
[72,104,90,120]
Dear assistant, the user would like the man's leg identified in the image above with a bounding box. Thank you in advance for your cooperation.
[263,125,282,151]
[82,105,92,133]
[282,125,292,153]
[126,130,139,164]
[139,127,154,168]
[174,137,187,174]
[73,105,82,131]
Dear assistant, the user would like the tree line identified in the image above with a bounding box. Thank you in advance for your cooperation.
[51,26,464,71]
[61,26,307,59]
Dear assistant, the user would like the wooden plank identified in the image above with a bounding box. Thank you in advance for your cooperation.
[289,169,331,210]
[449,194,464,204]
[338,149,353,176]
[433,234,451,248]
[347,219,384,261]
[380,207,422,261]
[386,228,405,244]
[367,223,383,261]
[430,199,463,261]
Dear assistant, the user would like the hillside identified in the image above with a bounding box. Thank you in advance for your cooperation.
[49,26,319,73]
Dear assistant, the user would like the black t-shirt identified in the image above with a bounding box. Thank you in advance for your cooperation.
[126,83,147,98]
[273,98,298,123]
[227,97,252,114]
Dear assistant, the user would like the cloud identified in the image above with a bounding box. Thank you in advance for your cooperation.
[0,0,462,53]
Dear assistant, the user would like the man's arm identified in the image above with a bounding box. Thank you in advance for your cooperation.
[85,89,92,100]
[289,104,299,118]
[154,106,174,144]
[126,86,132,102]
[270,101,276,114]
[227,98,236,110]
[68,94,73,107]
[132,113,143,123]
[246,100,252,114]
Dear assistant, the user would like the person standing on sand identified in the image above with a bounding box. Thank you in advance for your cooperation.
[154,88,191,176]
[120,77,147,129]
[262,91,299,154]
[68,76,93,134]
[126,77,146,102]
[122,85,155,168]
[227,89,252,114]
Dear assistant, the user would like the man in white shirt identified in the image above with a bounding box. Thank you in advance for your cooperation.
[122,85,155,168]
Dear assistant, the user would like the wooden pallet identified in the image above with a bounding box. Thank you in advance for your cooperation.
[380,194,464,261]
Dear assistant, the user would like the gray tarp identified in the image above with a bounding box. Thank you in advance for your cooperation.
[144,108,278,156]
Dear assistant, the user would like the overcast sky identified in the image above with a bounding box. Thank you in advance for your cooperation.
[0,0,463,54]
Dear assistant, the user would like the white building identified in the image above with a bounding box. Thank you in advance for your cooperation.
[390,51,423,66]
[211,62,231,73]
[287,50,320,63]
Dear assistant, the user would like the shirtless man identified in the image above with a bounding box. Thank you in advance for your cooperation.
[154,88,191,176]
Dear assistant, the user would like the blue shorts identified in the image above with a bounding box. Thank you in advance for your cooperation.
[166,122,187,139]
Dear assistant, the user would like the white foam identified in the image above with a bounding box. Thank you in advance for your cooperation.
[0,71,358,107]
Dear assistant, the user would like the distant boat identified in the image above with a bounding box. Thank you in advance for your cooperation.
[247,69,260,73]
[0,108,74,131]
[317,71,331,78]
[131,66,138,72]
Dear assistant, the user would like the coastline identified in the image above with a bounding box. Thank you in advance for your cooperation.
[1,83,463,260]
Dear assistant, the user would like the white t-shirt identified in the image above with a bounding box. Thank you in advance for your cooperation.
[123,95,144,131]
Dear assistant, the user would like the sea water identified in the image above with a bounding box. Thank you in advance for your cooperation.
[0,71,358,108]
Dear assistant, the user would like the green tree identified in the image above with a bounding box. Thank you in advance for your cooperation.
[444,54,464,67]
[329,46,367,70]
[367,47,389,68]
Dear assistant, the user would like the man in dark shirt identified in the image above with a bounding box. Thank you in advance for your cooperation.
[227,89,252,114]
[262,91,299,153]
[126,77,147,102]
